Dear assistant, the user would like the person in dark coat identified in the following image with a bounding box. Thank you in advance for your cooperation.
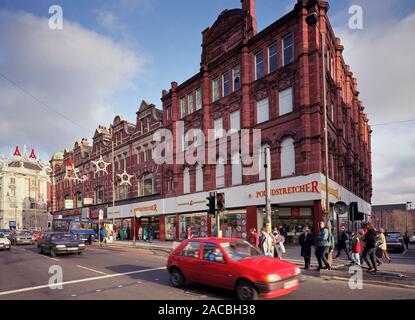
[299,227,313,269]
[126,225,131,240]
[361,222,378,273]
[335,226,352,260]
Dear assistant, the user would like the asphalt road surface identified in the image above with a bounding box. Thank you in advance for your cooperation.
[1,244,414,300]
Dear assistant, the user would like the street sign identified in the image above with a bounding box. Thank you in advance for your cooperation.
[98,209,104,220]
[83,198,93,205]
[334,201,347,215]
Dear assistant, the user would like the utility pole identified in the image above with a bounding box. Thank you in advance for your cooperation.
[406,202,412,234]
[111,135,116,242]
[264,146,272,230]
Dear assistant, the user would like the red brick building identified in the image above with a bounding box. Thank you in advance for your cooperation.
[372,204,414,236]
[50,0,372,242]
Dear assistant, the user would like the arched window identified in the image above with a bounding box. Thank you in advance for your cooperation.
[231,152,242,186]
[95,186,104,204]
[216,157,225,188]
[280,137,295,176]
[140,173,154,196]
[117,184,128,200]
[183,167,190,194]
[195,163,203,192]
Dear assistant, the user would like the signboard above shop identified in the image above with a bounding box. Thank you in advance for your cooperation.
[64,199,74,209]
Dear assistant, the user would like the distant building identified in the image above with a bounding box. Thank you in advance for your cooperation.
[0,146,51,230]
[371,203,414,236]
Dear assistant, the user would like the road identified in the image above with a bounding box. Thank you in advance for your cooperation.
[1,244,414,300]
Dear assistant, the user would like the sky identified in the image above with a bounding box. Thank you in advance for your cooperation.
[0,0,414,206]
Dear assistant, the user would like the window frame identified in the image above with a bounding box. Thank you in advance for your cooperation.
[255,51,265,80]
[268,43,278,73]
[282,34,294,66]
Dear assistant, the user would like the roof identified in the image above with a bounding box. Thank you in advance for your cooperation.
[52,152,64,161]
[188,237,245,243]
[372,204,407,211]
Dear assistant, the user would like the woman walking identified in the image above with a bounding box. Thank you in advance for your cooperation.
[259,227,273,256]
[315,221,331,271]
[362,222,378,273]
[350,230,361,265]
[273,229,286,259]
[378,228,391,263]
[299,227,313,269]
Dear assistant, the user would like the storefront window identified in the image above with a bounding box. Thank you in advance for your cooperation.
[165,215,176,241]
[179,213,208,240]
[140,216,160,239]
[216,211,247,240]
[271,213,313,245]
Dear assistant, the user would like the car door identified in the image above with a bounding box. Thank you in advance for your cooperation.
[199,242,234,289]
[177,240,202,283]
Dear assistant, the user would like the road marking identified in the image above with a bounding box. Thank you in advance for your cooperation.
[39,254,60,262]
[96,289,101,292]
[0,266,166,296]
[76,265,107,275]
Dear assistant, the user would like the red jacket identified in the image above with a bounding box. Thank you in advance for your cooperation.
[247,232,259,248]
[352,240,361,254]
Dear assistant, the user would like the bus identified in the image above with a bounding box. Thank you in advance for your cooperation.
[52,218,96,244]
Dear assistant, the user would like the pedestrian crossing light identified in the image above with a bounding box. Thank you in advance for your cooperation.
[216,192,225,212]
[207,191,216,216]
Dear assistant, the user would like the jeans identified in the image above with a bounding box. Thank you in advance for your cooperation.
[352,253,361,265]
[315,246,330,269]
[363,247,377,270]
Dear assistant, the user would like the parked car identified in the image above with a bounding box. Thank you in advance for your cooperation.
[410,235,415,244]
[38,232,85,257]
[167,238,301,300]
[385,231,405,253]
[0,232,11,251]
[9,231,35,245]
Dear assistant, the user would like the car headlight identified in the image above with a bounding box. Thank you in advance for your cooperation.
[56,245,66,248]
[263,274,282,282]
[294,267,301,276]
[16,238,21,241]
[79,243,85,247]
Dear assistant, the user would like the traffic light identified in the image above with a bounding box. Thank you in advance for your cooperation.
[206,191,216,216]
[349,202,364,221]
[216,192,225,212]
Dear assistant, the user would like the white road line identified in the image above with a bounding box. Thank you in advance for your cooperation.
[0,266,166,297]
[39,254,60,262]
[76,265,108,275]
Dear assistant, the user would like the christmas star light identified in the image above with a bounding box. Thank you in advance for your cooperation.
[117,169,134,186]
[92,156,110,174]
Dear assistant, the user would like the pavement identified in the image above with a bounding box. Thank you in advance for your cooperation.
[100,240,415,289]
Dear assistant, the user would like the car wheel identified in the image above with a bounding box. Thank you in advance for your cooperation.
[236,280,258,300]
[77,252,82,255]
[49,248,56,257]
[170,268,185,288]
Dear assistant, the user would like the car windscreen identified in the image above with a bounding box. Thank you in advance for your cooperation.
[51,234,76,241]
[221,241,262,261]
[0,233,4,238]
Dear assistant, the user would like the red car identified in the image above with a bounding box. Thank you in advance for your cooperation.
[167,238,301,300]
[31,231,41,242]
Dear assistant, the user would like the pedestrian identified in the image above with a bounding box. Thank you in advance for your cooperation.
[148,226,153,243]
[143,226,148,242]
[299,227,313,269]
[99,224,107,246]
[378,228,391,263]
[325,221,335,267]
[138,226,143,241]
[335,226,352,260]
[315,221,331,271]
[247,227,259,248]
[126,225,131,240]
[273,229,286,259]
[403,232,410,250]
[350,230,361,265]
[259,227,273,256]
[361,222,378,273]
[187,226,193,239]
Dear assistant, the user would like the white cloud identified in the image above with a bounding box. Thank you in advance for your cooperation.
[334,10,415,205]
[0,10,145,160]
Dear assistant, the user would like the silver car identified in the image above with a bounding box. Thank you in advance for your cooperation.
[9,231,35,245]
[0,233,11,250]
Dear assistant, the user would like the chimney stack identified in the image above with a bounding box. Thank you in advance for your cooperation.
[241,0,257,34]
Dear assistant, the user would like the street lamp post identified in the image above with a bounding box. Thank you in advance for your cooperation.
[264,146,272,230]
[306,12,330,216]
[406,201,412,234]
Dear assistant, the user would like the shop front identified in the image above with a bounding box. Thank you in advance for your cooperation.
[165,215,176,241]
[178,212,209,240]
[213,210,248,240]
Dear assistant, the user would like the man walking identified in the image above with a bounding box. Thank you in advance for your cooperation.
[299,227,313,269]
[315,221,331,271]
[335,226,352,260]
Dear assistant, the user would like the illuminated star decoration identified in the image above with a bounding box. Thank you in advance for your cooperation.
[92,156,110,175]
[117,169,134,186]
[64,160,88,183]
